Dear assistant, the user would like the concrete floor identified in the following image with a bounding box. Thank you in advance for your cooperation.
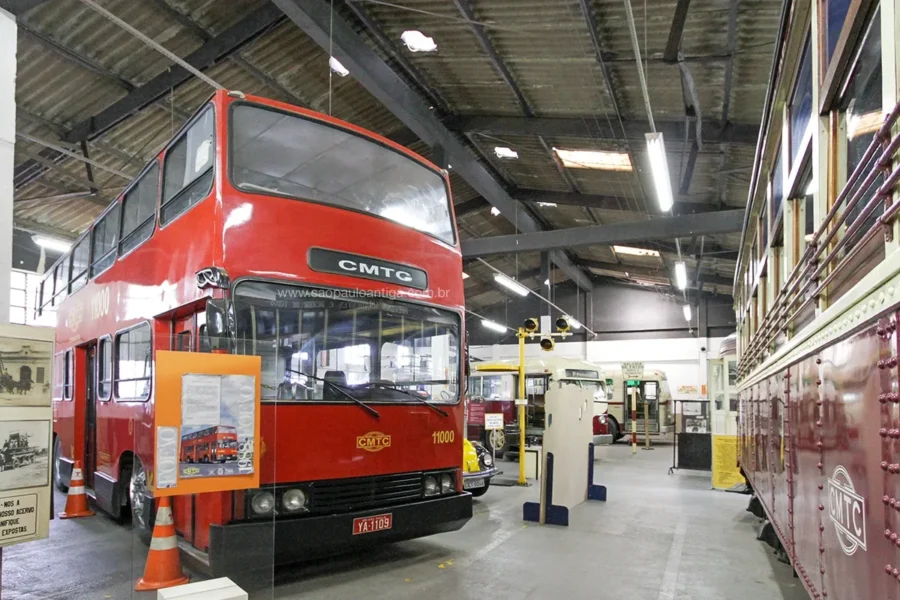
[2,444,808,600]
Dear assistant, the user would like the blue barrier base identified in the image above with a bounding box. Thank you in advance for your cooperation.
[587,443,608,502]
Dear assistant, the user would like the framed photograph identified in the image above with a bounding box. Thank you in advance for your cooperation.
[0,420,51,493]
[0,331,53,407]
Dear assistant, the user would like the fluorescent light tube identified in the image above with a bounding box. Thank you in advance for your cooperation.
[493,273,530,297]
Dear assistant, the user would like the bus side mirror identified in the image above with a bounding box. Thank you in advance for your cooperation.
[206,299,228,337]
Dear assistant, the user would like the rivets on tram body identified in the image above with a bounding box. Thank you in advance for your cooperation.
[816,378,822,385]
[816,358,822,365]
[817,483,823,490]
[881,393,889,403]
[886,564,893,575]
[882,461,890,471]
[818,462,824,470]
[819,524,825,532]
[885,495,892,505]
[881,428,889,437]
[818,504,825,511]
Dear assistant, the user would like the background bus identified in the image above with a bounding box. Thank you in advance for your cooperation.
[466,357,607,459]
[41,89,470,577]
[181,426,238,464]
[602,370,674,441]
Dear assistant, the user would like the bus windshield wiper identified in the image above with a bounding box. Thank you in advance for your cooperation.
[363,382,449,417]
[285,369,380,419]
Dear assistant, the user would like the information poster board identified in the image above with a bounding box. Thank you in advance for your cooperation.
[485,413,504,430]
[711,434,744,489]
[153,351,261,497]
[0,324,54,549]
[621,361,644,380]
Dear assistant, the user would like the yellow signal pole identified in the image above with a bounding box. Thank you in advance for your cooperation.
[517,327,527,485]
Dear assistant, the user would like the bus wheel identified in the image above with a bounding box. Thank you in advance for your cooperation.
[607,417,620,442]
[127,458,153,545]
[53,439,68,493]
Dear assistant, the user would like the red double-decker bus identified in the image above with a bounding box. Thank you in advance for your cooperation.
[181,426,238,464]
[40,90,470,576]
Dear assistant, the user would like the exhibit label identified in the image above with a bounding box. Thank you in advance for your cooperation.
[0,493,37,545]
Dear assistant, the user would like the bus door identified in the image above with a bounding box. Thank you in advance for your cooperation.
[82,343,97,488]
[624,380,660,433]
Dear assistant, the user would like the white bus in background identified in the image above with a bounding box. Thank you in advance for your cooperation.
[466,357,608,459]
[602,369,674,441]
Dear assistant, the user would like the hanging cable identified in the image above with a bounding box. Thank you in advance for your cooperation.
[78,0,224,91]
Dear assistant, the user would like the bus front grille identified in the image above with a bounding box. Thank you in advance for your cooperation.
[308,472,424,514]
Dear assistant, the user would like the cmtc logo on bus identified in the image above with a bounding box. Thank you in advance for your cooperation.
[827,465,867,555]
[357,432,392,452]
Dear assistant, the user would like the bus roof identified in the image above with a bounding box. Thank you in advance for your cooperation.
[473,357,605,381]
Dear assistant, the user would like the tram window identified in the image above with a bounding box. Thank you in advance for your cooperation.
[120,164,159,256]
[162,106,215,225]
[69,235,90,293]
[98,337,112,400]
[115,323,152,401]
[823,0,853,68]
[789,37,812,169]
[770,150,784,223]
[91,203,120,276]
[644,381,658,400]
[841,9,882,254]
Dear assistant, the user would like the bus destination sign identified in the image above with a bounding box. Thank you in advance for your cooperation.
[308,248,428,290]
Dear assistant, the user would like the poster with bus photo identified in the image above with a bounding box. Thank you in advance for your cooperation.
[178,374,256,479]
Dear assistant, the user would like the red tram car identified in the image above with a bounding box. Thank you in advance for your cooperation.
[734,1,900,598]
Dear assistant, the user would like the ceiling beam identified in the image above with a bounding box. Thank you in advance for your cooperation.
[461,210,745,257]
[663,0,692,63]
[0,0,50,14]
[458,115,758,146]
[575,258,732,288]
[14,218,79,241]
[273,0,593,292]
[63,5,282,143]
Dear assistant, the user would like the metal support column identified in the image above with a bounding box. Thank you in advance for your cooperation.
[0,7,16,325]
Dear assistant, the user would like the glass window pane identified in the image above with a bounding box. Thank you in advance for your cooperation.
[92,204,120,275]
[116,324,152,400]
[825,0,853,67]
[771,150,784,218]
[233,283,460,404]
[843,10,882,253]
[10,271,25,288]
[162,107,215,224]
[121,164,159,250]
[98,338,112,400]
[230,104,455,245]
[789,37,812,166]
[9,307,25,324]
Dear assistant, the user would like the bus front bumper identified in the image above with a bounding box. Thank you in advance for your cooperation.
[207,493,472,577]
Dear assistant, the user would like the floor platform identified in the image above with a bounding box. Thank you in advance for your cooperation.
[4,445,807,599]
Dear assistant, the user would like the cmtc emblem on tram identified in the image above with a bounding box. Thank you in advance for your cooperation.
[357,432,392,452]
[827,465,867,555]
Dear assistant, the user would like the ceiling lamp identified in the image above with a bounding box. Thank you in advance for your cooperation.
[683,304,692,321]
[329,57,349,77]
[493,273,530,297]
[481,319,507,333]
[32,235,71,253]
[462,272,470,279]
[490,206,501,216]
[674,261,687,290]
[645,132,674,212]
[553,148,632,171]
[613,245,660,258]
[401,30,438,52]
[494,146,519,159]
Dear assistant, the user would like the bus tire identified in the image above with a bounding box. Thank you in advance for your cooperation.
[53,438,68,493]
[607,417,620,442]
[124,457,154,545]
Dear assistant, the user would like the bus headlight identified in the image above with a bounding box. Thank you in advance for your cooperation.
[424,475,439,497]
[440,473,453,494]
[251,491,275,515]
[282,489,308,512]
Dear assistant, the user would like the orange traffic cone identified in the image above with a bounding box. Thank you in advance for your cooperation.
[58,461,94,519]
[135,496,190,591]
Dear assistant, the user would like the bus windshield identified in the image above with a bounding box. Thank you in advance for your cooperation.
[233,282,460,404]
[229,103,454,244]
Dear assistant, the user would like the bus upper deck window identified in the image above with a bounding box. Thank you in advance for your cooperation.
[162,106,215,225]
